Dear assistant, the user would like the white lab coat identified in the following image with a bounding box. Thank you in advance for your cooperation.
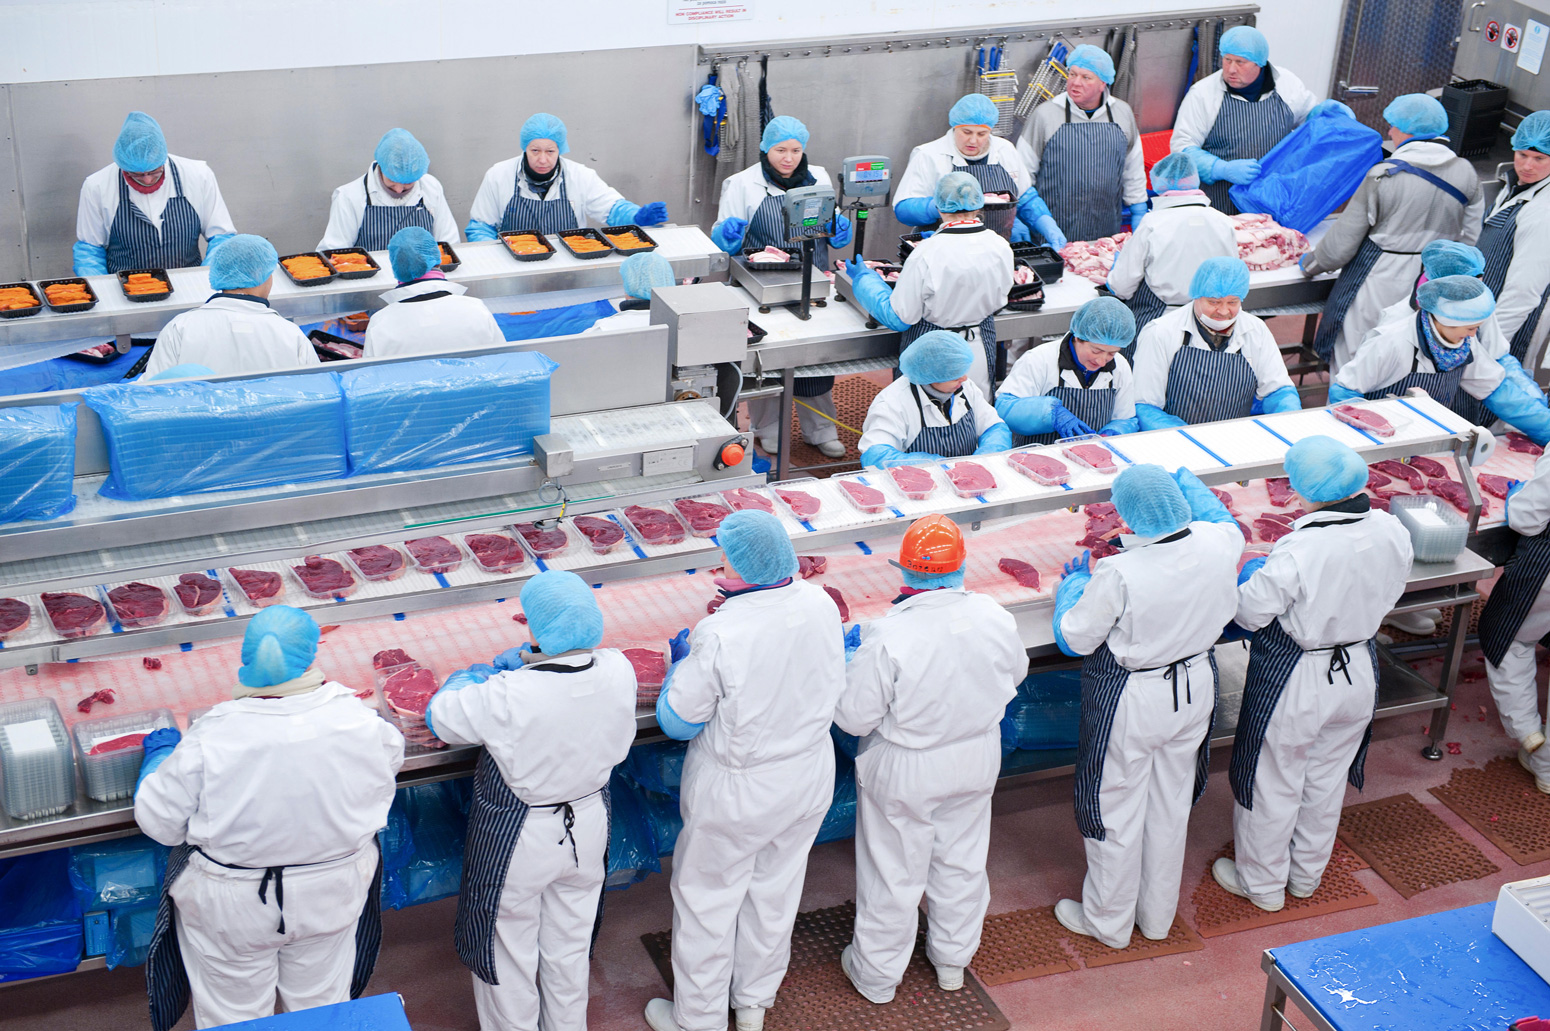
[469,156,625,231]
[858,376,1004,458]
[1485,172,1550,347]
[1016,92,1147,206]
[1333,312,1506,404]
[586,303,651,333]
[663,579,846,1031]
[135,682,404,1028]
[999,337,1136,421]
[1231,506,1413,904]
[76,157,237,255]
[1059,520,1242,947]
[428,650,637,1031]
[716,160,837,224]
[835,589,1024,995]
[1130,303,1294,410]
[142,295,321,378]
[317,165,461,250]
[1105,193,1238,306]
[894,132,1033,204]
[1169,65,1318,153]
[1485,449,1550,781]
[362,280,506,358]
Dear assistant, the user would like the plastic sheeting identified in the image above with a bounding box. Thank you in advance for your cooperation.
[0,850,83,982]
[382,780,469,910]
[605,771,660,889]
[1229,105,1385,234]
[106,903,156,970]
[68,836,168,911]
[493,300,618,341]
[1001,670,1082,754]
[0,403,77,522]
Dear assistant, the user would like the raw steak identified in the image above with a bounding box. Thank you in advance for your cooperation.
[1008,452,1071,486]
[1428,477,1478,515]
[797,555,827,579]
[673,497,733,535]
[747,246,791,263]
[998,558,1040,589]
[1064,443,1117,474]
[143,657,161,670]
[1231,213,1310,271]
[173,573,222,613]
[0,597,30,638]
[1236,519,1252,542]
[721,488,774,513]
[107,582,169,627]
[774,488,821,520]
[838,479,888,513]
[348,546,406,580]
[1059,232,1132,283]
[623,506,686,545]
[1254,518,1294,543]
[1265,477,1297,506]
[1408,456,1448,479]
[515,522,571,558]
[1332,404,1395,437]
[1478,473,1518,499]
[77,688,115,713]
[823,584,850,622]
[624,647,667,689]
[1368,494,1392,513]
[574,516,626,554]
[383,665,441,750]
[293,556,356,596]
[87,732,149,756]
[1210,488,1236,511]
[947,462,998,495]
[231,568,284,605]
[1367,469,1392,491]
[1508,432,1544,455]
[888,465,938,500]
[1079,537,1121,559]
[373,648,415,670]
[1373,460,1426,491]
[1084,502,1127,539]
[1257,511,1296,528]
[405,537,462,573]
[706,594,726,615]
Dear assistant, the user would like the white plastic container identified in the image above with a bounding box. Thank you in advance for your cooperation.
[944,460,999,498]
[834,474,891,515]
[224,566,292,608]
[103,581,171,629]
[1391,495,1468,563]
[886,463,940,501]
[403,536,465,575]
[460,531,528,574]
[1493,873,1550,987]
[74,707,176,802]
[513,520,575,560]
[0,698,74,819]
[671,495,734,538]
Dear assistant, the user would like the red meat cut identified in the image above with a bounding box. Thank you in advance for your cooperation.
[173,573,222,613]
[838,479,888,513]
[1331,404,1395,437]
[348,546,407,581]
[1236,519,1252,542]
[947,462,998,495]
[87,732,149,755]
[673,497,733,536]
[1064,443,1117,474]
[1408,456,1448,479]
[1369,494,1391,513]
[382,665,438,714]
[0,597,30,639]
[998,558,1040,589]
[466,534,526,572]
[76,688,116,713]
[1210,488,1236,511]
[1257,511,1295,528]
[1367,469,1392,491]
[1508,432,1544,455]
[292,556,357,597]
[1084,502,1127,540]
[231,568,284,605]
[1373,460,1426,491]
[1077,537,1121,559]
[1266,478,1297,507]
[1428,477,1479,515]
[1254,518,1294,543]
[143,657,161,670]
[623,506,686,546]
[1008,452,1071,485]
[574,516,626,554]
[1479,473,1517,499]
[107,582,168,627]
[373,648,415,670]
[405,537,462,573]
[774,488,821,519]
[515,522,571,558]
[624,647,666,689]
[888,465,938,500]
[797,555,827,579]
[721,488,774,513]
[823,584,850,622]
[706,594,726,615]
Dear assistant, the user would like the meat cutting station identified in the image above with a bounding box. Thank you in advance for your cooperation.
[4,5,1550,1031]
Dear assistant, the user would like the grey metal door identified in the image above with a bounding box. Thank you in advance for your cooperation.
[1454,0,1550,121]
[1331,0,1467,131]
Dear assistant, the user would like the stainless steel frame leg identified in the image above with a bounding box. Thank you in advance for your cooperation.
[777,368,795,482]
[1260,974,1288,1031]
[1425,594,1469,760]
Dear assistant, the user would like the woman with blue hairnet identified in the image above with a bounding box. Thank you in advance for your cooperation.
[133,605,404,1028]
[587,251,676,333]
[1014,44,1147,243]
[466,113,669,239]
[74,111,238,276]
[997,296,1139,442]
[645,510,846,1031]
[362,227,505,358]
[426,570,636,1031]
[1171,26,1322,214]
[1302,93,1483,370]
[857,330,1011,467]
[317,128,459,251]
[1218,436,1412,912]
[1477,110,1550,367]
[140,234,321,378]
[714,115,853,459]
[1130,256,1299,428]
[1050,464,1242,949]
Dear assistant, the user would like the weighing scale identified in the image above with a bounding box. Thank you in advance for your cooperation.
[839,154,892,260]
[725,184,837,320]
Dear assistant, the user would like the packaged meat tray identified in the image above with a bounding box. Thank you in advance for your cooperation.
[556,227,615,259]
[513,521,573,560]
[946,461,998,498]
[672,495,734,538]
[461,532,528,574]
[741,245,802,271]
[172,573,224,616]
[39,277,99,314]
[1007,450,1071,486]
[290,556,359,600]
[0,597,35,641]
[117,268,173,302]
[769,479,823,522]
[73,707,175,802]
[225,567,289,608]
[404,536,464,574]
[622,645,667,707]
[0,698,75,819]
[1330,403,1395,438]
[277,253,335,287]
[105,581,170,629]
[620,505,690,548]
[835,476,891,515]
[375,654,444,750]
[1063,442,1119,475]
[41,591,107,639]
[344,545,409,582]
[888,464,940,501]
[437,243,461,272]
[499,231,556,261]
[321,248,381,279]
[572,515,628,555]
[720,487,775,514]
[600,225,658,252]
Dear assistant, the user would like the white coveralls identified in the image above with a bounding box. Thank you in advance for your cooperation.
[1485,450,1550,782]
[834,588,1025,996]
[362,279,507,358]
[664,579,846,1030]
[134,683,404,1028]
[141,295,321,378]
[1332,312,1506,404]
[1105,193,1239,307]
[857,375,1004,458]
[317,164,461,251]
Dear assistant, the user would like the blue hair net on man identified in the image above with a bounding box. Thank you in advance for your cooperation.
[374,128,430,184]
[935,171,984,214]
[1150,151,1200,193]
[1111,464,1192,538]
[620,251,674,300]
[115,112,167,174]
[1190,256,1252,300]
[521,113,569,154]
[760,115,809,152]
[1419,275,1496,325]
[1285,435,1368,503]
[899,330,976,385]
[1219,25,1269,67]
[388,226,441,283]
[1070,296,1136,348]
[238,605,320,688]
[1420,240,1485,280]
[1384,94,1448,139]
[207,234,279,291]
[520,570,604,655]
[719,510,799,585]
[1066,44,1116,85]
[949,94,1001,128]
[1513,110,1550,155]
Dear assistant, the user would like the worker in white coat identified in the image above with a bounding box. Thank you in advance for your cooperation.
[466,113,669,239]
[588,251,675,333]
[134,605,404,1030]
[426,570,637,1031]
[1051,464,1241,948]
[836,515,1024,1004]
[645,510,846,1031]
[848,172,1015,400]
[74,111,237,275]
[1216,436,1412,910]
[1478,110,1550,367]
[858,331,1012,467]
[1105,152,1237,332]
[1171,26,1319,214]
[1016,44,1147,244]
[317,128,459,252]
[362,227,505,358]
[1131,256,1299,428]
[1302,94,1484,370]
[140,235,320,379]
[997,296,1139,443]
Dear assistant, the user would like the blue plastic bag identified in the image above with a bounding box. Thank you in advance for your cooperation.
[68,836,168,911]
[606,772,661,889]
[815,765,857,844]
[1000,670,1082,751]
[384,781,468,909]
[0,850,84,982]
[0,403,77,522]
[106,903,157,970]
[830,724,861,761]
[1229,105,1384,233]
[643,789,684,859]
[622,740,688,800]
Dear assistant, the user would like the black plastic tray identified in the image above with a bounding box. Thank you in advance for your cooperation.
[62,341,121,364]
[38,277,99,314]
[747,320,767,345]
[308,330,365,362]
[322,248,382,280]
[1006,264,1046,312]
[600,224,659,254]
[499,230,556,262]
[437,242,461,272]
[1016,244,1064,283]
[117,268,173,303]
[278,253,337,287]
[556,227,615,260]
[0,282,43,319]
[739,245,803,272]
[898,233,928,263]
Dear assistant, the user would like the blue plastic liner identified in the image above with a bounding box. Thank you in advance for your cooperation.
[815,765,857,844]
[0,403,77,523]
[68,836,168,911]
[605,771,660,889]
[383,781,469,910]
[1229,105,1385,233]
[1000,670,1082,752]
[339,352,557,476]
[493,300,618,341]
[643,789,683,859]
[85,373,347,501]
[0,850,83,982]
[106,903,157,970]
[621,740,687,800]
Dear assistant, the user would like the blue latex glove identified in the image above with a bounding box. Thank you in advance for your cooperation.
[1136,402,1187,431]
[861,444,943,468]
[1182,146,1225,184]
[1016,189,1053,226]
[1298,253,1316,277]
[1327,381,1364,404]
[635,201,669,226]
[1174,466,1236,525]
[135,727,182,793]
[1259,385,1302,414]
[711,217,749,254]
[656,688,706,741]
[1310,99,1356,119]
[996,393,1058,437]
[464,663,497,682]
[1010,219,1032,244]
[1033,215,1067,251]
[465,219,499,242]
[202,233,236,265]
[1127,202,1149,229]
[1506,479,1526,523]
[1237,555,1268,585]
[606,200,640,226]
[1219,158,1262,185]
[1500,356,1548,402]
[1220,621,1253,642]
[843,624,862,662]
[1052,553,1093,658]
[1485,370,1550,446]
[975,422,1014,454]
[1052,402,1096,439]
[847,258,911,331]
[1099,417,1139,436]
[830,214,854,248]
[493,643,536,671]
[73,241,108,276]
[894,197,940,227]
[668,628,691,664]
[695,84,725,115]
[423,667,487,740]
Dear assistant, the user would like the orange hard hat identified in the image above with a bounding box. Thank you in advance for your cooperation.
[892,514,966,575]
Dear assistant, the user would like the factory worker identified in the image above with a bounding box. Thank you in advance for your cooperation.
[362,227,505,358]
[135,606,404,1030]
[894,94,1060,248]
[1015,44,1147,243]
[1171,26,1320,214]
[1051,465,1241,949]
[588,251,675,333]
[1478,110,1550,366]
[466,113,669,239]
[140,235,320,379]
[836,515,1024,1004]
[426,570,636,1031]
[847,172,1015,400]
[1105,152,1238,331]
[317,128,459,251]
[712,116,853,458]
[1303,94,1484,370]
[645,510,846,1031]
[74,111,237,275]
[1131,256,1299,428]
[1217,437,1412,911]
[858,331,1011,468]
[997,296,1139,443]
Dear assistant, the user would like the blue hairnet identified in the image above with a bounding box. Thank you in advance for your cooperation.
[760,115,809,153]
[935,171,984,213]
[903,568,966,590]
[1066,44,1116,85]
[1513,110,1550,155]
[1384,94,1448,138]
[114,112,167,174]
[1150,151,1200,193]
[207,234,278,291]
[520,570,604,655]
[374,128,429,184]
[388,226,441,283]
[620,252,673,300]
[719,510,798,585]
[521,113,569,155]
[1285,435,1367,504]
[1070,297,1136,348]
[144,363,214,382]
[1219,25,1269,67]
[1418,275,1496,325]
[1190,256,1251,300]
[1111,464,1192,538]
[899,330,975,385]
[1420,240,1485,280]
[238,605,320,688]
[949,93,1000,128]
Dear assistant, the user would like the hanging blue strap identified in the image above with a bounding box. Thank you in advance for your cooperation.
[1382,159,1469,207]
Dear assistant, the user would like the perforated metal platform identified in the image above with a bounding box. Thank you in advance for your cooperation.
[1338,793,1500,899]
[1431,754,1550,866]
[1189,841,1377,938]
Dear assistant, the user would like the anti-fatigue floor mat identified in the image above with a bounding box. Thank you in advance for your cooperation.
[757,373,880,475]
[1431,753,1550,865]
[969,905,1202,986]
[1189,841,1377,938]
[1337,793,1500,898]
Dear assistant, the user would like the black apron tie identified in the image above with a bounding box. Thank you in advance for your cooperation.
[257,866,286,934]
[1327,645,1354,686]
[1160,659,1191,711]
[554,802,579,866]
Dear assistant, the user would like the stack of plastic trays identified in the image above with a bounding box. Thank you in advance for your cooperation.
[0,698,75,819]
[73,707,175,802]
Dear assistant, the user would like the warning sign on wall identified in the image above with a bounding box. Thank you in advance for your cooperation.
[1486,20,1502,43]
[668,0,753,23]
[1505,23,1524,52]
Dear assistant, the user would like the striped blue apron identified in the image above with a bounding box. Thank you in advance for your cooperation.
[1035,101,1129,244]
[1478,525,1550,666]
[960,156,1020,201]
[106,160,203,272]
[905,383,982,457]
[1479,190,1550,365]
[745,190,831,396]
[1016,336,1117,446]
[1122,280,1171,340]
[499,164,579,235]
[354,170,434,251]
[1363,312,1472,406]
[1199,85,1293,214]
[1311,238,1385,363]
[1163,332,1259,424]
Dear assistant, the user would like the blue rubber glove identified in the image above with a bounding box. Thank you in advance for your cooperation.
[695,84,725,115]
[847,259,911,331]
[1220,621,1253,642]
[1259,385,1302,414]
[1485,370,1550,446]
[1500,356,1548,402]
[607,200,640,226]
[493,643,536,671]
[1237,555,1268,585]
[73,241,108,276]
[202,233,236,265]
[1034,216,1068,251]
[423,667,487,740]
[1219,158,1262,185]
[1327,381,1364,404]
[1506,479,1526,523]
[1136,402,1188,431]
[668,628,691,664]
[464,663,497,682]
[711,217,749,254]
[1016,189,1053,226]
[996,393,1058,437]
[1099,417,1139,436]
[636,201,669,227]
[975,422,1014,454]
[1174,466,1236,525]
[1182,147,1225,184]
[861,444,943,468]
[894,197,940,227]
[1128,202,1149,229]
[830,214,854,248]
[1310,99,1356,119]
[1052,552,1092,658]
[1052,402,1096,439]
[1298,253,1317,277]
[1010,219,1032,244]
[843,624,862,662]
[135,727,182,793]
[465,219,499,242]
[655,687,706,741]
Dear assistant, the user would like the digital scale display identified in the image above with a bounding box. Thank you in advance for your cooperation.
[850,165,889,183]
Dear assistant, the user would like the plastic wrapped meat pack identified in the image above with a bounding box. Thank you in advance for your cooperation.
[0,403,77,523]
